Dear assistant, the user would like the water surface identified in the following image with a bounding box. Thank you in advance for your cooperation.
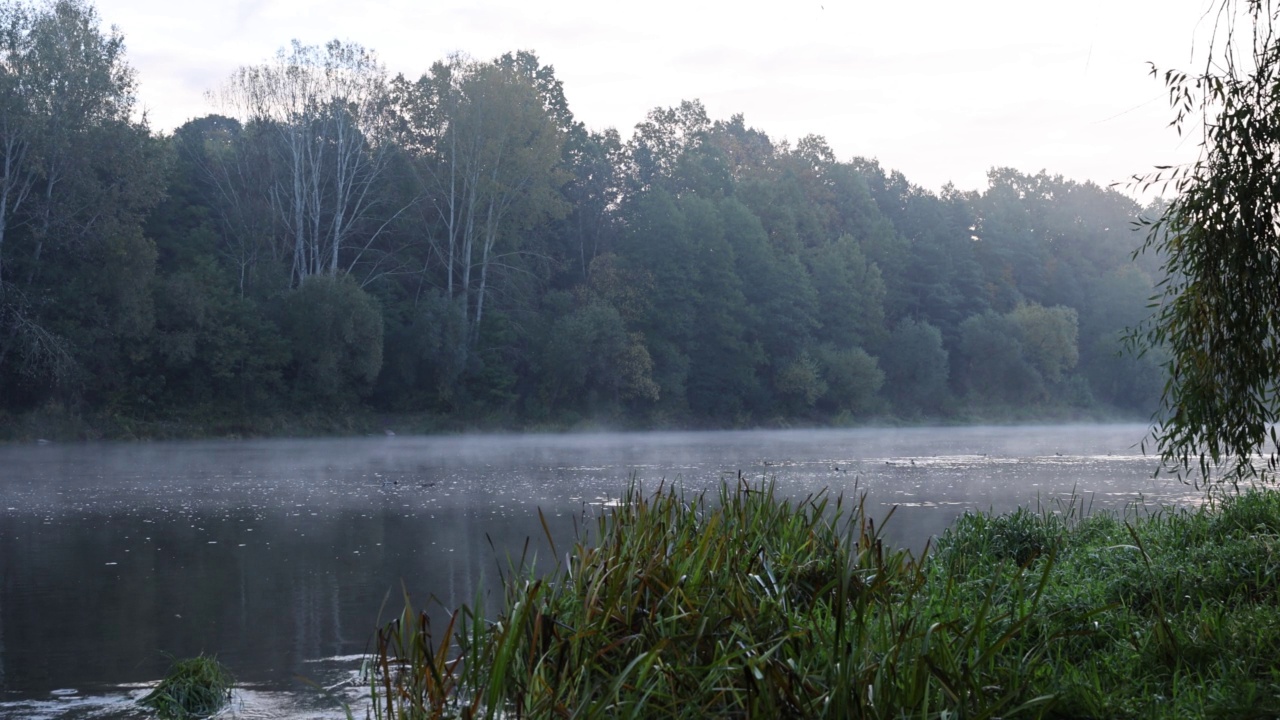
[0,424,1202,718]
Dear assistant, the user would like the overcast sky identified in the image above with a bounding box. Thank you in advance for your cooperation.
[94,0,1217,198]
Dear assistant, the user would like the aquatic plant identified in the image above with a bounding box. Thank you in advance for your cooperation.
[138,654,235,719]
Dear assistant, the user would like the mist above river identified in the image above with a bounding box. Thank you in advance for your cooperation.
[0,424,1205,718]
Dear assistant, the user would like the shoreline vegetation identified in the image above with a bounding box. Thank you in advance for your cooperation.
[0,404,1151,444]
[0,1,1169,448]
[365,478,1280,719]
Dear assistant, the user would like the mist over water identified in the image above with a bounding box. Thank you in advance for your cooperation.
[0,424,1202,718]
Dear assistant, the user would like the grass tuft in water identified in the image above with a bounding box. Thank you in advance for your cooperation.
[138,654,234,719]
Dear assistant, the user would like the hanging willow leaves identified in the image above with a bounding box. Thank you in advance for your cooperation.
[1134,0,1280,485]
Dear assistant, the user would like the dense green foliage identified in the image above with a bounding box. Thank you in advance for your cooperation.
[0,1,1166,435]
[1134,1,1280,483]
[369,480,1280,718]
[936,490,1280,717]
[138,654,234,719]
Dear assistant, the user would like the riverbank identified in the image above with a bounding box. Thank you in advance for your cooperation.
[371,480,1280,718]
[0,400,1147,444]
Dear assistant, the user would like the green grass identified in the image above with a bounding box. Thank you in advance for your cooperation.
[138,654,235,719]
[367,479,1280,719]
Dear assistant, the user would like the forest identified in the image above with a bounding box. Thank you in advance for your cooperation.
[0,0,1168,437]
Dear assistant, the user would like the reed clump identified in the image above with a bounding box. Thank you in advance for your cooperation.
[369,478,1066,718]
[138,654,235,719]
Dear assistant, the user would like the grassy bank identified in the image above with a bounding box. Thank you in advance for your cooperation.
[368,479,1280,719]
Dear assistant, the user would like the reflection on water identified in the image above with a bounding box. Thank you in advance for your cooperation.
[0,424,1204,718]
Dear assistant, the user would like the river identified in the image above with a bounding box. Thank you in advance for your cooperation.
[0,424,1204,718]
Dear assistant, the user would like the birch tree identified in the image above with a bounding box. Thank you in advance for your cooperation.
[396,54,567,348]
[213,40,401,287]
[0,2,36,290]
[173,114,275,296]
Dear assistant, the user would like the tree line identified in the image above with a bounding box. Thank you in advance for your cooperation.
[0,0,1167,434]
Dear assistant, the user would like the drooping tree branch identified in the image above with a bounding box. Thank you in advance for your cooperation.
[1134,0,1280,485]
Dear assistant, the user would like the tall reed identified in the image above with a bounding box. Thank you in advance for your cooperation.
[369,476,1064,719]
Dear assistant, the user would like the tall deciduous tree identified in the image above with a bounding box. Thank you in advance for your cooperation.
[395,54,567,349]
[880,319,950,414]
[171,115,279,297]
[0,0,161,399]
[555,127,623,286]
[956,311,1042,404]
[279,274,383,403]
[1008,303,1078,385]
[213,40,402,287]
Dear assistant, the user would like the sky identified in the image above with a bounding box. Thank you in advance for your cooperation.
[93,0,1219,198]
